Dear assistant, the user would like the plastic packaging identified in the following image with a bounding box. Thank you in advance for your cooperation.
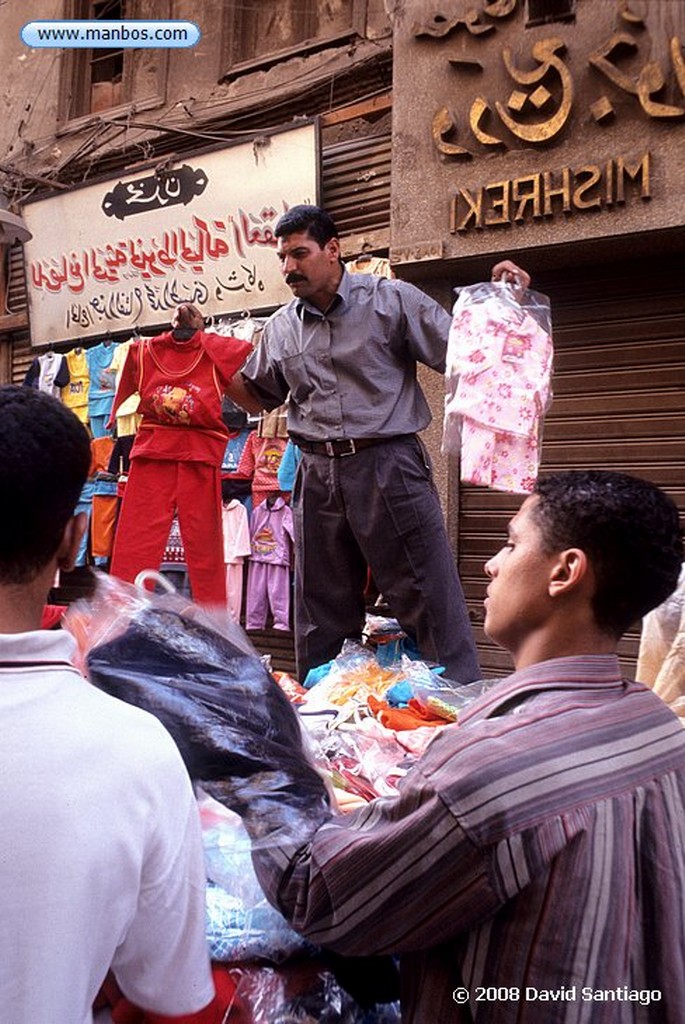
[411,675,499,722]
[196,789,314,964]
[299,641,405,724]
[64,572,330,848]
[443,280,553,493]
[224,962,401,1023]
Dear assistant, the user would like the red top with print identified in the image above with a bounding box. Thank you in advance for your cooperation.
[111,331,252,466]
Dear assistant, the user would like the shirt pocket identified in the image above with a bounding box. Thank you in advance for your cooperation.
[281,351,316,406]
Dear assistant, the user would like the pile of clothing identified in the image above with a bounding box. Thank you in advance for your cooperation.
[67,576,406,1023]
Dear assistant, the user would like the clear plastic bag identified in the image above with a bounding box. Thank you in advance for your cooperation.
[198,792,314,964]
[299,641,405,723]
[443,280,554,493]
[411,674,499,723]
[307,717,411,803]
[64,572,330,848]
[224,962,401,1023]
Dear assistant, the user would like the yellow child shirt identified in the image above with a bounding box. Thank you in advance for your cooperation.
[61,348,90,424]
[109,338,142,437]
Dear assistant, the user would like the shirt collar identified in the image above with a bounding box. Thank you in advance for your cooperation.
[295,266,349,320]
[0,629,79,668]
[459,654,625,726]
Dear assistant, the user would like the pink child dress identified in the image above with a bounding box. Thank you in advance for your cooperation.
[443,282,553,494]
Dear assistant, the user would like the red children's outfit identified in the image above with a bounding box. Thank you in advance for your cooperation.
[235,432,288,509]
[109,330,252,604]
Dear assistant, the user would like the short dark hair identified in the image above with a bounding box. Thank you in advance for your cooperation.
[532,470,683,637]
[0,386,91,583]
[275,205,339,248]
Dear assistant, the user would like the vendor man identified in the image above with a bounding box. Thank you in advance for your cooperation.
[227,203,530,682]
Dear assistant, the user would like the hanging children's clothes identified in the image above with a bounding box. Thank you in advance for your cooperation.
[87,341,119,437]
[23,351,70,396]
[89,436,116,564]
[221,426,256,515]
[245,496,294,632]
[61,347,90,424]
[443,281,553,494]
[221,499,251,622]
[108,328,252,605]
[345,255,394,279]
[234,432,288,510]
[108,338,142,437]
[277,439,302,494]
[73,436,114,567]
[221,427,253,474]
[162,515,186,567]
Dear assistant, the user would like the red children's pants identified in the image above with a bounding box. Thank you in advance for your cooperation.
[110,457,227,605]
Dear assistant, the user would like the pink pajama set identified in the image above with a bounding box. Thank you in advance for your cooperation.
[245,496,294,631]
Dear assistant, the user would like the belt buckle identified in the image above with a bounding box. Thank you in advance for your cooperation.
[337,438,357,457]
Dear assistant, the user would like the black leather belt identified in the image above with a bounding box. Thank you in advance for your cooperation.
[292,434,414,458]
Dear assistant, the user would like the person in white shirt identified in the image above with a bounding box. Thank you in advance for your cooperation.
[0,385,218,1024]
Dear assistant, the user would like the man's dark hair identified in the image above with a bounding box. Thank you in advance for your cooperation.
[532,470,683,637]
[275,205,340,248]
[0,386,91,584]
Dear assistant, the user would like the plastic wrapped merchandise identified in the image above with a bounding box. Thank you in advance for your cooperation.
[443,279,553,493]
[224,962,401,1023]
[411,674,499,723]
[198,790,314,964]
[65,573,330,848]
[636,563,685,718]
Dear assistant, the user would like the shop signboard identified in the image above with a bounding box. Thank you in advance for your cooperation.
[390,0,685,267]
[22,121,319,345]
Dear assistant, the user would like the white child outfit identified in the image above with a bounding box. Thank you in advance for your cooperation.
[221,499,252,621]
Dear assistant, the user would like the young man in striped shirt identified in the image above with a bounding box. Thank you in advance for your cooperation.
[240,469,685,1023]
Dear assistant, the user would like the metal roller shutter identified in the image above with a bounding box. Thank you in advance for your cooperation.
[10,333,33,385]
[458,255,685,679]
[3,244,33,385]
[322,133,391,240]
[5,243,27,318]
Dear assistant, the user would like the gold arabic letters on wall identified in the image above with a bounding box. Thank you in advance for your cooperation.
[449,151,651,233]
[417,0,685,160]
[496,38,574,143]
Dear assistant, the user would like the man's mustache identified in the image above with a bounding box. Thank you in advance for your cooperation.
[285,273,307,285]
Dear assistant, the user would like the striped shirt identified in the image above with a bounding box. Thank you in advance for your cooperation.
[253,655,685,1023]
[240,269,451,441]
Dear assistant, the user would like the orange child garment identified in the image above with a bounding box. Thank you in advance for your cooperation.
[89,435,117,559]
[367,694,447,730]
[91,490,118,558]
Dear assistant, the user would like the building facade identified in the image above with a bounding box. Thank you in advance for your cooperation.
[1,0,683,675]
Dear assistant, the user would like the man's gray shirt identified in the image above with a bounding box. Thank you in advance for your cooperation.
[240,269,451,441]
